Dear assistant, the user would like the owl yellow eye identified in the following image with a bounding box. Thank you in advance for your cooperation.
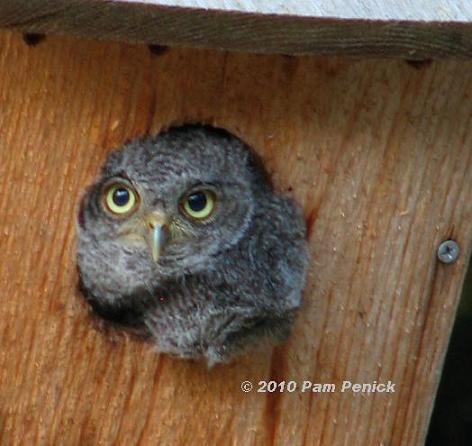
[103,183,139,216]
[181,190,216,220]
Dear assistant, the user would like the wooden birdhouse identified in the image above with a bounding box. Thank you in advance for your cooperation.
[0,1,471,444]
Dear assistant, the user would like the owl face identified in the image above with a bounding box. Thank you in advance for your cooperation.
[77,126,258,299]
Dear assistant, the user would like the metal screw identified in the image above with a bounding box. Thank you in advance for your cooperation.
[437,240,459,264]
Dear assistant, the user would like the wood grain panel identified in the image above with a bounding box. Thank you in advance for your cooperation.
[116,0,472,21]
[1,1,472,59]
[0,31,471,445]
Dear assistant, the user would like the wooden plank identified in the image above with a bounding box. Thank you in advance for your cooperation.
[1,0,472,58]
[0,30,471,445]
[121,0,472,21]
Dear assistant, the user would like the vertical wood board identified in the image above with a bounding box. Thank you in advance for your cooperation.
[0,31,471,445]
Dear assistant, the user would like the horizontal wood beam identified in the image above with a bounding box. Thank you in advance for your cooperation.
[1,0,472,58]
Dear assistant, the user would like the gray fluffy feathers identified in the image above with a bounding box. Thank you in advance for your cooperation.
[76,125,308,366]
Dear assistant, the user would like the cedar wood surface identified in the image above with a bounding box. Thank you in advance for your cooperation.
[1,0,472,59]
[0,31,471,445]
[110,0,472,20]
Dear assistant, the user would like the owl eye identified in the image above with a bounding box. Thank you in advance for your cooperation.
[181,189,216,220]
[103,182,139,216]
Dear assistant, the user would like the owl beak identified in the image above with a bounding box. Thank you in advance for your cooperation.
[144,212,169,262]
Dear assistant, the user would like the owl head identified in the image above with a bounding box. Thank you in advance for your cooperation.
[76,125,269,302]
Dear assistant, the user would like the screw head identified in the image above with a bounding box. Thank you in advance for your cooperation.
[437,240,459,264]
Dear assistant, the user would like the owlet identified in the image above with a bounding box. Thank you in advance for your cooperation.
[76,125,308,366]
